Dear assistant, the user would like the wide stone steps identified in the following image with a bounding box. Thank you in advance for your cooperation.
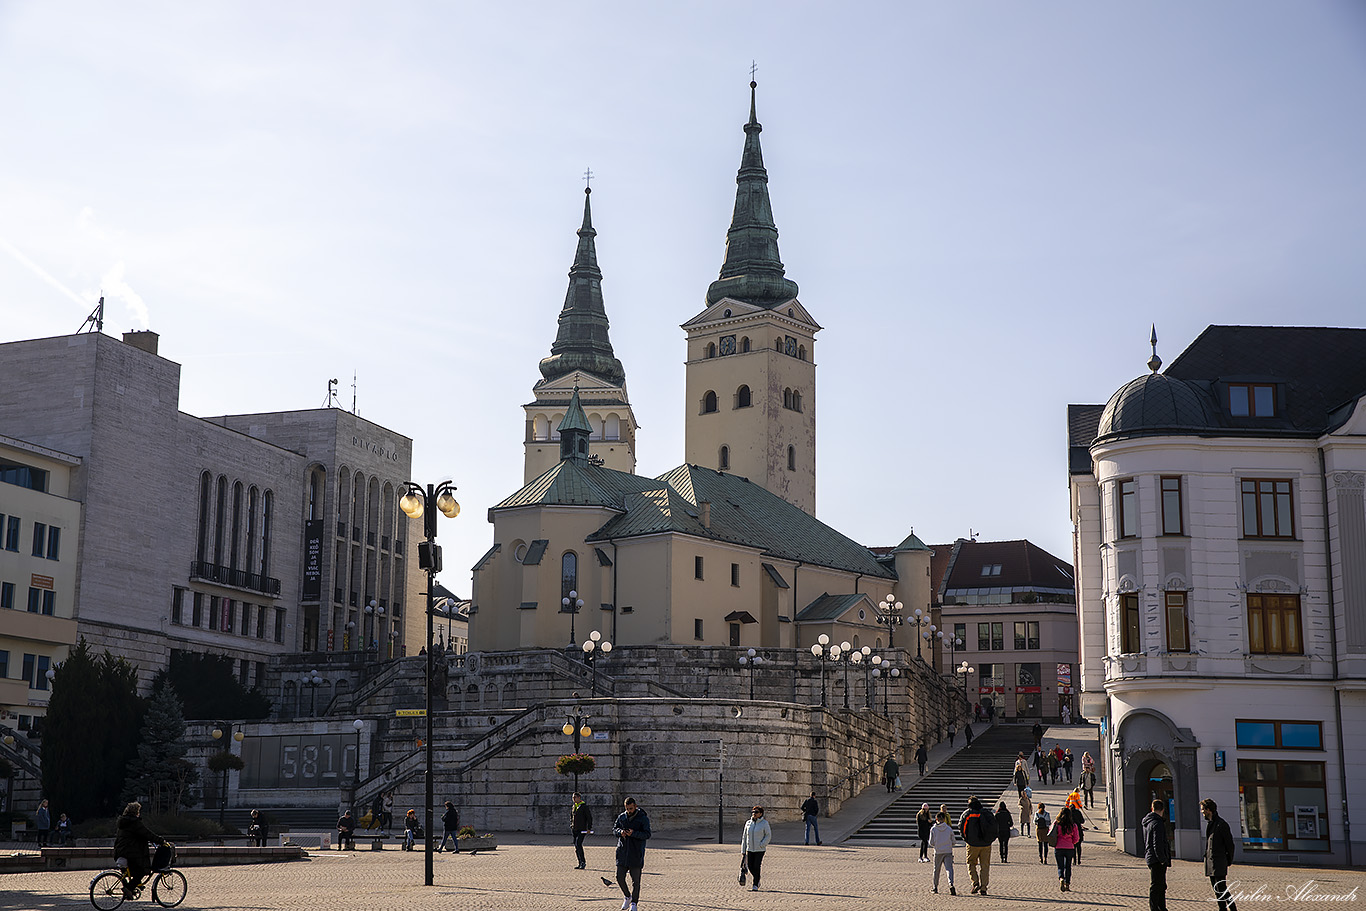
[847,724,1037,843]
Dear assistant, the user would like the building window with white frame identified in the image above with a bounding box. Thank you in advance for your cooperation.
[1118,479,1138,538]
[1164,591,1190,652]
[1160,476,1184,535]
[1241,479,1294,538]
[1120,594,1141,653]
[1247,593,1302,654]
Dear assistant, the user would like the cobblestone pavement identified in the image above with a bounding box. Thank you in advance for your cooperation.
[6,837,1358,911]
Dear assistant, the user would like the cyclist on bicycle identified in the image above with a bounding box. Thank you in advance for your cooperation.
[114,802,169,897]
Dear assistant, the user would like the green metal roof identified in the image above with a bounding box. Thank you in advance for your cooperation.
[893,531,930,552]
[795,592,868,622]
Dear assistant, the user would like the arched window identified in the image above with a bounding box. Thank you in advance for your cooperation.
[792,391,802,412]
[533,414,550,440]
[230,482,243,569]
[196,472,212,562]
[787,446,796,471]
[706,342,717,359]
[551,414,563,439]
[740,337,751,353]
[735,385,751,409]
[798,345,806,361]
[702,391,718,414]
[605,414,620,440]
[774,337,783,351]
[214,476,227,564]
[561,552,578,601]
[719,445,730,470]
[260,490,274,577]
[783,388,793,410]
[588,412,604,441]
[246,486,259,571]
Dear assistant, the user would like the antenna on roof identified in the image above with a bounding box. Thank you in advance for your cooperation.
[351,371,358,415]
[77,296,104,333]
[323,378,340,408]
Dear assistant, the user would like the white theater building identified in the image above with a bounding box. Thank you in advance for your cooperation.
[1069,326,1366,866]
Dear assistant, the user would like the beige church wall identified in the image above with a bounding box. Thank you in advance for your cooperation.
[611,535,676,645]
[663,535,770,647]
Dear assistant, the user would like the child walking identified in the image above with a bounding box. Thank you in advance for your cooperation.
[929,810,957,895]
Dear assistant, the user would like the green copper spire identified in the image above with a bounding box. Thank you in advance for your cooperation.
[539,187,627,386]
[705,80,800,308]
[557,385,594,462]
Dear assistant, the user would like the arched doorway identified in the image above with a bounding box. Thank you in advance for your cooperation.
[1144,760,1175,850]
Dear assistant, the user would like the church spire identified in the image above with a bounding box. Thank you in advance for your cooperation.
[557,385,594,462]
[539,186,627,386]
[705,80,800,308]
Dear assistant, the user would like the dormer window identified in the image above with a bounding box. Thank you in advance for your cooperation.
[980,564,1002,577]
[1229,383,1276,417]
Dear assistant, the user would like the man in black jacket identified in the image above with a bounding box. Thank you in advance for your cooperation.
[800,792,821,845]
[571,792,592,868]
[614,797,651,911]
[1201,798,1239,911]
[958,796,997,894]
[1142,799,1171,911]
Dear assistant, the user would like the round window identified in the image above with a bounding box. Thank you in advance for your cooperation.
[858,609,866,620]
[514,543,528,563]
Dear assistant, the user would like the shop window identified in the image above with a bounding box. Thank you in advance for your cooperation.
[1237,759,1328,851]
[1235,720,1323,750]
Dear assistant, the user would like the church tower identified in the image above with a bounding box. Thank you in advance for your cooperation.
[683,81,819,514]
[525,187,638,482]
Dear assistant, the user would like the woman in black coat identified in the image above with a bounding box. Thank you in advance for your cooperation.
[995,801,1014,862]
[915,803,933,862]
[113,802,168,894]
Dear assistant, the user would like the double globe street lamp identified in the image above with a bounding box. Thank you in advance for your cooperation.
[561,591,584,648]
[302,669,323,716]
[582,631,612,695]
[398,479,460,888]
[876,595,904,648]
[871,657,901,715]
[809,634,834,707]
[956,659,976,697]
[737,648,766,700]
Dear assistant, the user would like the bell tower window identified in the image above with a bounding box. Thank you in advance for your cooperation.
[719,446,730,470]
[702,391,718,414]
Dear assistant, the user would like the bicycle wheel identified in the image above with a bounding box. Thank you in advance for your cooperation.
[152,869,188,908]
[90,871,127,910]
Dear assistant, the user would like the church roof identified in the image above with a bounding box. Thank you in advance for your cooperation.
[556,386,594,436]
[795,592,869,622]
[538,188,627,387]
[491,460,893,579]
[704,81,801,309]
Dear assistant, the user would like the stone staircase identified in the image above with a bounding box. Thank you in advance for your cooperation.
[847,723,1036,843]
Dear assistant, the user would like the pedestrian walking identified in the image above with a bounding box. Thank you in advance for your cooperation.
[35,799,51,847]
[614,797,651,911]
[1201,798,1239,911]
[1082,768,1097,808]
[381,791,395,832]
[439,800,461,854]
[739,806,771,892]
[1031,721,1044,750]
[1034,802,1051,863]
[369,793,384,831]
[1048,749,1060,784]
[883,755,900,792]
[928,810,957,895]
[1050,806,1081,891]
[916,803,932,862]
[1064,747,1075,781]
[947,724,956,747]
[800,792,822,846]
[1061,703,1072,724]
[964,723,974,747]
[1143,798,1171,911]
[1034,748,1047,781]
[958,796,997,894]
[995,801,1013,862]
[915,743,928,776]
[247,809,268,847]
[570,793,591,867]
[1017,790,1032,834]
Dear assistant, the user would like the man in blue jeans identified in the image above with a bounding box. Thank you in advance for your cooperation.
[801,793,822,845]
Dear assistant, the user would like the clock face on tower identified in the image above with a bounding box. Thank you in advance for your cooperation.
[785,336,798,356]
[719,335,736,356]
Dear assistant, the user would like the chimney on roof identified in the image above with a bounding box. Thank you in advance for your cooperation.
[700,500,711,529]
[122,330,159,356]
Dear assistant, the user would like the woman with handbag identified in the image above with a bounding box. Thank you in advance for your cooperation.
[1050,806,1081,891]
[1034,802,1051,863]
[739,806,771,892]
[994,801,1014,862]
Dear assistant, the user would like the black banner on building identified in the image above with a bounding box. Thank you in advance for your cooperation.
[302,519,322,601]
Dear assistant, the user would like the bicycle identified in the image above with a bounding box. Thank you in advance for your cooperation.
[90,843,186,909]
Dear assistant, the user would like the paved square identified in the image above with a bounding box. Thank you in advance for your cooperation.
[6,833,1357,910]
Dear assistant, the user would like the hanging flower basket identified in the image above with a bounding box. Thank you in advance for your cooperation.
[556,753,596,776]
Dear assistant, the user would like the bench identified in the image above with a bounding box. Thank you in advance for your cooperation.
[279,831,332,850]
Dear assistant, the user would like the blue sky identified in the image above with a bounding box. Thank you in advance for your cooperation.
[3,2,1364,590]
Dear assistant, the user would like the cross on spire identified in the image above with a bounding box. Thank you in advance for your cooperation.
[750,60,758,81]
[583,167,593,191]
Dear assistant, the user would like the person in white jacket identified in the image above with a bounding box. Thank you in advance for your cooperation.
[740,806,773,892]
[928,810,957,895]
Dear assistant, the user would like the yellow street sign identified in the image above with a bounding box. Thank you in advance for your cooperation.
[395,709,427,717]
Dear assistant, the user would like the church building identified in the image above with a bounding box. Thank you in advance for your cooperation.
[470,83,930,652]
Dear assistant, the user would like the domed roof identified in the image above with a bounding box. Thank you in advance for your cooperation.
[1096,372,1216,441]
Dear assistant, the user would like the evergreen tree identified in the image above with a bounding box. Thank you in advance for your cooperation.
[122,684,199,814]
[151,652,271,720]
[41,639,144,821]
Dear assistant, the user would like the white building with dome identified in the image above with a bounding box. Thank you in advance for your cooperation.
[1068,326,1366,866]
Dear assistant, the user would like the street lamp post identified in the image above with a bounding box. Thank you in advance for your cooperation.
[366,600,386,654]
[737,648,764,700]
[956,660,976,697]
[303,669,323,716]
[936,631,963,675]
[399,479,460,887]
[561,701,593,792]
[210,722,245,826]
[825,640,861,710]
[351,718,365,783]
[910,609,935,661]
[809,634,833,707]
[876,595,904,648]
[872,661,900,715]
[581,631,612,696]
[561,591,584,648]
